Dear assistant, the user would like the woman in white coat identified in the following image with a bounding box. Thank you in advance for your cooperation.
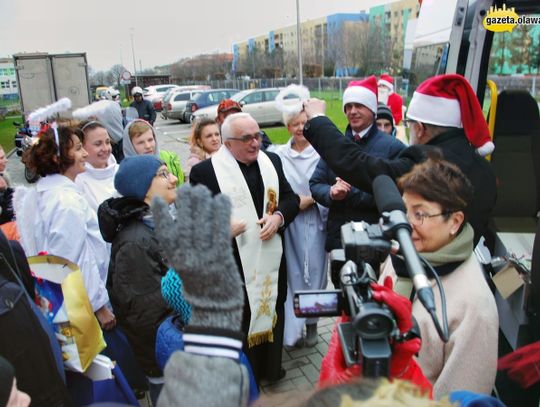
[75,121,119,212]
[15,125,115,330]
[271,110,328,348]
[379,157,498,398]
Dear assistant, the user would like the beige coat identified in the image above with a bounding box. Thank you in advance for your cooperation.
[380,254,499,399]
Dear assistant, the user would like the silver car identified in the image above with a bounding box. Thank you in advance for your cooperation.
[192,88,299,126]
[162,89,204,122]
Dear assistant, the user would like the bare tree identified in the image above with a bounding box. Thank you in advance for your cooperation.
[363,22,391,74]
[510,25,533,74]
[328,21,369,76]
[89,70,107,86]
[107,64,127,88]
[489,33,509,74]
[283,50,299,78]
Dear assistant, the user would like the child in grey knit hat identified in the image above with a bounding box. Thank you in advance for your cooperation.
[152,184,250,407]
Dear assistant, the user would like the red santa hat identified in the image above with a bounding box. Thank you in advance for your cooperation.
[406,74,494,156]
[343,75,378,114]
[378,74,394,92]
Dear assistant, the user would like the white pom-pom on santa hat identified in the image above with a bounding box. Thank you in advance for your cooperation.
[378,74,394,92]
[406,74,494,156]
[342,75,378,114]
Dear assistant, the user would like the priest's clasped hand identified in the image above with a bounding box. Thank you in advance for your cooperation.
[257,213,281,241]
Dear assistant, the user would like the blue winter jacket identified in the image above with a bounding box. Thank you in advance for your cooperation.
[310,123,405,251]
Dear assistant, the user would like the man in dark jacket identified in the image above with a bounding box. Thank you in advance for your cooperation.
[130,86,156,125]
[303,74,497,247]
[310,77,405,278]
[190,112,299,385]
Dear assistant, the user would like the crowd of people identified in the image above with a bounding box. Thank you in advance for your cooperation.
[0,71,534,407]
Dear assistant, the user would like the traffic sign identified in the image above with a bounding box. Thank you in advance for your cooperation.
[121,70,132,81]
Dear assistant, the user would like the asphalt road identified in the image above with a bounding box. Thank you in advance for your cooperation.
[8,115,193,186]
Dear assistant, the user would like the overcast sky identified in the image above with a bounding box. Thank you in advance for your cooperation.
[0,0,391,72]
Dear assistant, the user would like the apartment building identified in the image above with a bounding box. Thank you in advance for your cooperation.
[0,58,18,100]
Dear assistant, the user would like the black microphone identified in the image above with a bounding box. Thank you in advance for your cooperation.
[372,175,435,313]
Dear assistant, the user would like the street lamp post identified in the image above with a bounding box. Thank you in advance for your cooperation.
[130,28,138,87]
[296,0,303,85]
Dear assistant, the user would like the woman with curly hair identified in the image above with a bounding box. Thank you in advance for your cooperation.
[14,125,115,330]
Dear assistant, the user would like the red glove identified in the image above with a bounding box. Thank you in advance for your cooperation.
[371,277,432,396]
[498,341,540,388]
[318,314,361,388]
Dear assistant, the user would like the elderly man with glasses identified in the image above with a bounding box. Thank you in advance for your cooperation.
[189,112,299,386]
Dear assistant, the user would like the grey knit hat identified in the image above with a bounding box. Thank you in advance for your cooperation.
[114,155,163,200]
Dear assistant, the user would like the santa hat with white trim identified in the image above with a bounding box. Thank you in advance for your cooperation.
[378,74,394,92]
[406,74,494,156]
[343,75,378,114]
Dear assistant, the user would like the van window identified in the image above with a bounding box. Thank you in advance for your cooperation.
[193,93,206,102]
[174,93,191,102]
[243,92,263,104]
[482,23,540,114]
[264,90,279,101]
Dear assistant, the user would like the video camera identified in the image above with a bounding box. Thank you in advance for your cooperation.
[293,175,443,378]
[294,221,400,378]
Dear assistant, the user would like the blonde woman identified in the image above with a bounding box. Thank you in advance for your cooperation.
[270,110,327,349]
[185,118,221,181]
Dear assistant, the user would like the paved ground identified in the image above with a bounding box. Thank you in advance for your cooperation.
[259,317,336,400]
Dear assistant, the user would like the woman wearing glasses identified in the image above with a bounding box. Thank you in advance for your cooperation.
[98,155,178,404]
[185,118,221,181]
[379,157,498,398]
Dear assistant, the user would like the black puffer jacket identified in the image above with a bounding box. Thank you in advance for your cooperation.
[98,197,171,377]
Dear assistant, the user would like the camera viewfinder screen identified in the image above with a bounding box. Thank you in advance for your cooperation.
[294,292,339,317]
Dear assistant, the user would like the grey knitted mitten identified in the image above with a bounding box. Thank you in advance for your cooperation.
[152,184,244,330]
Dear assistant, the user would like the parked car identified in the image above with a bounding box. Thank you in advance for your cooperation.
[162,89,205,122]
[143,84,180,111]
[183,89,238,123]
[191,88,299,126]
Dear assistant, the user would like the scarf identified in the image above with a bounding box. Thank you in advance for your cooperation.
[393,223,474,278]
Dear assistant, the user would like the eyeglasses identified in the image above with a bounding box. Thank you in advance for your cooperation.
[156,169,172,181]
[402,119,417,129]
[407,210,454,226]
[228,131,264,144]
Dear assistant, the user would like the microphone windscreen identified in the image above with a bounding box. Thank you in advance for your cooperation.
[373,175,406,213]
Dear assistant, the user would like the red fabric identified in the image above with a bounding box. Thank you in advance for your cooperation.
[217,99,242,114]
[380,74,394,85]
[415,74,490,149]
[347,76,379,98]
[0,221,20,241]
[498,341,540,388]
[318,278,433,397]
[387,93,403,125]
[319,314,361,387]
